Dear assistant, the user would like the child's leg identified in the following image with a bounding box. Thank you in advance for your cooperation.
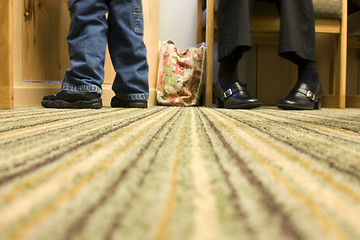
[108,0,149,107]
[62,0,109,94]
[42,0,109,109]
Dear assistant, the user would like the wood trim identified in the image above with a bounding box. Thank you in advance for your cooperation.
[205,0,214,107]
[143,0,159,106]
[322,94,341,108]
[0,0,14,109]
[338,0,348,108]
[251,17,340,33]
[314,18,341,34]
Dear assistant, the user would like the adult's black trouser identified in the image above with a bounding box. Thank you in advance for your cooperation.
[217,0,317,62]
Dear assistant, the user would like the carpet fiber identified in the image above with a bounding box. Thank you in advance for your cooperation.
[0,106,359,240]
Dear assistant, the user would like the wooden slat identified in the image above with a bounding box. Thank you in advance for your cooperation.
[315,18,341,33]
[205,0,214,107]
[348,11,360,35]
[322,94,340,108]
[0,0,13,109]
[142,0,159,106]
[348,36,360,49]
[338,0,348,108]
[346,96,360,108]
[22,0,70,85]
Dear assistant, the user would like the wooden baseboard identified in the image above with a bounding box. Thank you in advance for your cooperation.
[322,94,346,108]
[346,95,360,108]
[14,86,158,108]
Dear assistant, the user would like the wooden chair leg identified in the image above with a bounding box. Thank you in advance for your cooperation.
[339,0,348,108]
[205,0,215,107]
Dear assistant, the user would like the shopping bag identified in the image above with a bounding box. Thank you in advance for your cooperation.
[156,40,206,106]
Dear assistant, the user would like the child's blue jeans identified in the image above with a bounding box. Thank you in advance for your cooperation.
[62,0,149,101]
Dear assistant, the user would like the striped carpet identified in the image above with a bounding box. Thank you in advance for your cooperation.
[0,106,360,240]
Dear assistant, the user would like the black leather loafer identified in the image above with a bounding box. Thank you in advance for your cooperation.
[111,96,147,108]
[213,82,262,109]
[277,82,323,110]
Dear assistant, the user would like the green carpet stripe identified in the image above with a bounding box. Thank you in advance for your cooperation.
[208,108,360,203]
[265,108,360,126]
[0,108,161,168]
[0,108,81,119]
[0,106,359,240]
[216,109,360,182]
[0,109,107,133]
[0,108,166,188]
[272,110,359,138]
[0,108,131,136]
[240,110,360,142]
[0,107,174,240]
[202,108,360,240]
[0,107,169,203]
[101,108,184,240]
[153,108,190,240]
[201,108,305,240]
[195,108,257,239]
[190,108,222,240]
[61,107,183,240]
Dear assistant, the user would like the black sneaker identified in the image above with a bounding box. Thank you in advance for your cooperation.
[41,90,102,109]
[110,96,147,108]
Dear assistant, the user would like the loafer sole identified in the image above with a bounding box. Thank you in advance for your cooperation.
[111,99,147,108]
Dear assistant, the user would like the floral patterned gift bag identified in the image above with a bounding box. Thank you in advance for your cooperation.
[156,40,206,106]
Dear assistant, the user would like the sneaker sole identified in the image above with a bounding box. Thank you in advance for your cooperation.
[41,99,102,109]
[111,100,147,108]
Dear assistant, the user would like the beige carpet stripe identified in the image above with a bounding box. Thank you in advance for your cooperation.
[0,108,77,119]
[190,108,222,240]
[61,108,184,240]
[0,108,164,187]
[1,107,175,240]
[207,108,360,203]
[264,108,360,125]
[0,108,171,227]
[0,107,171,210]
[153,108,188,240]
[0,110,135,168]
[199,108,304,240]
[196,108,259,239]
[0,108,132,141]
[217,109,360,174]
[0,109,88,123]
[248,110,360,142]
[0,110,108,141]
[0,106,359,240]
[0,109,110,134]
[0,108,153,167]
[202,108,358,240]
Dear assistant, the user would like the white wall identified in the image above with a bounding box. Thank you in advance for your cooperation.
[159,0,197,51]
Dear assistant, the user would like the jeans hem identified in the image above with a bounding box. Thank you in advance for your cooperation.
[115,93,149,101]
[61,83,102,94]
